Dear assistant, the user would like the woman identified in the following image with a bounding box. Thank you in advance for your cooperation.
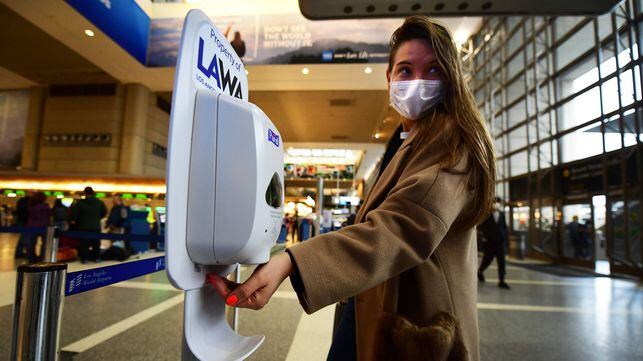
[210,16,495,361]
[25,191,51,262]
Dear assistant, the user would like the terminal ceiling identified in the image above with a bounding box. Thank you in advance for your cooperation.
[0,0,478,145]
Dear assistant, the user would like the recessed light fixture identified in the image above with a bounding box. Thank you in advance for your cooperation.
[84,29,95,37]
[374,132,381,139]
[364,67,373,74]
[302,67,310,75]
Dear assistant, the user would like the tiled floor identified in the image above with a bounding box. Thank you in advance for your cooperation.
[1,232,642,360]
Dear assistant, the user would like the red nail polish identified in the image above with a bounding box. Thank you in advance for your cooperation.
[226,294,238,306]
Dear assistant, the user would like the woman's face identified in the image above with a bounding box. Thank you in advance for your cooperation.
[387,39,441,85]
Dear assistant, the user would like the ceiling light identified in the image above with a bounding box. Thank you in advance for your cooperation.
[374,132,381,139]
[453,31,469,46]
[364,67,372,74]
[84,29,95,37]
[302,67,310,75]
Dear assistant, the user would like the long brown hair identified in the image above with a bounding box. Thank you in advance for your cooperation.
[389,16,496,227]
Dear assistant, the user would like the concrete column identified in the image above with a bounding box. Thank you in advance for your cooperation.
[119,83,150,175]
[20,87,46,171]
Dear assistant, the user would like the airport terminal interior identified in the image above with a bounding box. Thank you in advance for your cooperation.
[0,0,642,360]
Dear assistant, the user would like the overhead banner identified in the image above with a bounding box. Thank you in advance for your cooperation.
[66,0,150,65]
[148,14,401,67]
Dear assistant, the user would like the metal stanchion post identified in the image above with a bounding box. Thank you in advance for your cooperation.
[11,262,67,361]
[43,226,59,262]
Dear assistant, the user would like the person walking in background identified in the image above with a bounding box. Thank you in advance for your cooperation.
[13,190,32,258]
[567,215,582,258]
[25,191,51,262]
[478,197,511,290]
[52,198,68,231]
[70,187,107,263]
[579,219,592,259]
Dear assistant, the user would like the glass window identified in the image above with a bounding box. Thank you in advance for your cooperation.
[507,17,522,33]
[619,67,642,106]
[507,99,527,127]
[604,114,623,152]
[507,28,522,55]
[534,17,545,30]
[539,141,556,168]
[621,109,641,147]
[494,137,505,157]
[507,54,524,79]
[507,76,525,104]
[491,54,501,73]
[495,181,507,201]
[508,126,527,151]
[475,88,486,105]
[557,86,602,131]
[529,147,539,172]
[559,123,604,163]
[555,23,594,71]
[476,65,488,84]
[602,76,620,115]
[600,44,637,79]
[493,91,503,112]
[597,13,613,41]
[510,150,529,176]
[555,17,585,40]
[528,119,542,145]
[497,158,507,180]
[535,36,547,57]
[556,55,596,99]
[493,113,504,133]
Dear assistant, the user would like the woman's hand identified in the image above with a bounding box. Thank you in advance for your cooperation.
[207,252,293,310]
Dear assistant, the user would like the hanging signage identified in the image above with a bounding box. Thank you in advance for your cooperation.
[148,13,399,67]
[66,0,150,65]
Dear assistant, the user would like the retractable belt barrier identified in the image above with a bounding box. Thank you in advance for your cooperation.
[1,226,167,297]
[65,256,165,296]
[0,226,48,234]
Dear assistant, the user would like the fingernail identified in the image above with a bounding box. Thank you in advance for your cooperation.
[226,294,238,306]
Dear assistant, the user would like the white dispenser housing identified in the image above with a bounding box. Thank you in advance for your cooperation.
[165,9,284,361]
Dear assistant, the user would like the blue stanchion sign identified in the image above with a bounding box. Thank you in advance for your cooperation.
[65,256,166,296]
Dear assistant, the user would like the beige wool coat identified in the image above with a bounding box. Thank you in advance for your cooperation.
[287,125,479,361]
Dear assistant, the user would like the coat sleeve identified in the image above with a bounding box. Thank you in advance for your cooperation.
[286,164,471,314]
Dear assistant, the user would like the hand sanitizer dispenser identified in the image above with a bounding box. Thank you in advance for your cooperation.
[165,9,284,361]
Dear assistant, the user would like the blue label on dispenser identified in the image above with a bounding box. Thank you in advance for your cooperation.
[268,129,280,147]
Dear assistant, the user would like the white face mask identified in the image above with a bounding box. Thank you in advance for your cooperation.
[389,79,443,120]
